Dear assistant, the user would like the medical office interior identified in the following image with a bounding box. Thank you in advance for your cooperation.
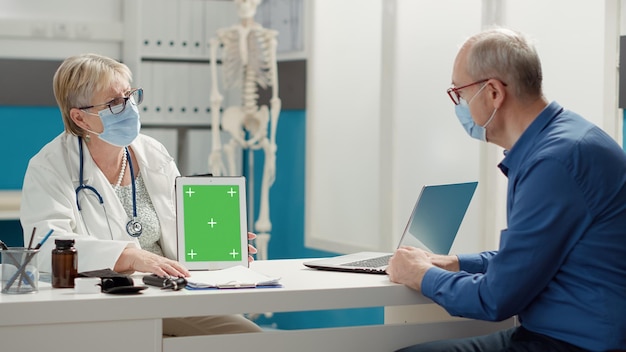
[1,0,626,332]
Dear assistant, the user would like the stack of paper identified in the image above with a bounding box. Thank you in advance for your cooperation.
[186,265,281,289]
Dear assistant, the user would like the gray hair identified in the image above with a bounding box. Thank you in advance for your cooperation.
[465,27,543,101]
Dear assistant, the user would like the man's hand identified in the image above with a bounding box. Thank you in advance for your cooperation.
[425,252,460,272]
[386,246,434,292]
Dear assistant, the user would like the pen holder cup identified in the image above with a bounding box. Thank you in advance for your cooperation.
[1,248,39,294]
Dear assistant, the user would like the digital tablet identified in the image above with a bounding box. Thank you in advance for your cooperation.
[175,176,249,270]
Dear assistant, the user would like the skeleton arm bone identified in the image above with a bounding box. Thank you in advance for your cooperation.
[223,138,240,177]
[266,31,281,149]
[254,139,275,233]
[253,30,279,243]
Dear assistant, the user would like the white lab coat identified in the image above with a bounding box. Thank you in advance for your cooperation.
[20,133,179,273]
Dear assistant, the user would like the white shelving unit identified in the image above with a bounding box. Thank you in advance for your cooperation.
[124,0,243,176]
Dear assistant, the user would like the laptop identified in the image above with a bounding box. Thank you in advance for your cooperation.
[303,181,478,274]
[175,175,250,271]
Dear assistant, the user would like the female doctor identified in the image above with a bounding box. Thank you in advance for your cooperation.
[20,53,262,335]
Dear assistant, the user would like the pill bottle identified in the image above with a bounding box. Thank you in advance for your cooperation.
[52,239,78,288]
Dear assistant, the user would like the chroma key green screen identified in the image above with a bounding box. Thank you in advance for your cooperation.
[181,184,243,262]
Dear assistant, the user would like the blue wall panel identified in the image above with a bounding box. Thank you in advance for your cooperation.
[0,106,63,245]
[0,106,64,189]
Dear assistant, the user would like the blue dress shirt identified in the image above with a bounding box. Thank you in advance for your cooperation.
[421,102,626,350]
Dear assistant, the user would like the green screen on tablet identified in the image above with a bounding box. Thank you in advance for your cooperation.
[175,176,248,270]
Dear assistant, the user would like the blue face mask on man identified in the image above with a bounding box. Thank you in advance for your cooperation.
[454,83,497,142]
[91,102,141,147]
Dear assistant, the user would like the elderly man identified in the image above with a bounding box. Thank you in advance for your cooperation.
[387,27,626,351]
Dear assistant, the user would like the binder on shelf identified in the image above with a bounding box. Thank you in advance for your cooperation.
[138,61,155,122]
[140,0,176,57]
[178,0,205,58]
[189,62,212,125]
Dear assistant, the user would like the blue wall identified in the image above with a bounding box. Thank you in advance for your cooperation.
[0,106,64,245]
[0,106,64,189]
[0,106,383,329]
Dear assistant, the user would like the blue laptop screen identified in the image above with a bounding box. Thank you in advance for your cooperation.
[401,181,478,254]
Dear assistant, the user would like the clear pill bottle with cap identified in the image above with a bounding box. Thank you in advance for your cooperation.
[52,239,78,288]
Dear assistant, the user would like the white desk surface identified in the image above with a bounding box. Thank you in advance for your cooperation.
[0,258,429,327]
[0,258,513,352]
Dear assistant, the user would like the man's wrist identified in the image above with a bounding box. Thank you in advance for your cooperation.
[420,266,446,297]
[411,262,434,291]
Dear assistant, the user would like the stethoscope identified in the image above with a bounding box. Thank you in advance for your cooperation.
[75,137,143,238]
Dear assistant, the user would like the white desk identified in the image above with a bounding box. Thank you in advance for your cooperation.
[0,259,512,352]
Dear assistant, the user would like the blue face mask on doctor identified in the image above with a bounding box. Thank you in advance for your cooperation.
[87,104,141,147]
[454,83,498,142]
[93,102,141,147]
[82,89,143,147]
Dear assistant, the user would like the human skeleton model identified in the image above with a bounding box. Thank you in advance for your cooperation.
[208,0,280,261]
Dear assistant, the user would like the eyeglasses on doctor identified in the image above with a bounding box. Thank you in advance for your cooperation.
[78,88,144,115]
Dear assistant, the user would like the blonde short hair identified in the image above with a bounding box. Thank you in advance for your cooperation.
[53,53,132,135]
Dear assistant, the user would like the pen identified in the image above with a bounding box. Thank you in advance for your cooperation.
[34,229,54,250]
[4,230,54,291]
[27,227,36,250]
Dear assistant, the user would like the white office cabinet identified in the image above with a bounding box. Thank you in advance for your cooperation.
[136,0,239,126]
[204,1,239,45]
[178,0,205,58]
[187,62,212,124]
[0,0,124,60]
[139,60,241,127]
[183,129,243,176]
[129,0,242,174]
[140,0,182,58]
[142,127,241,176]
[141,128,178,161]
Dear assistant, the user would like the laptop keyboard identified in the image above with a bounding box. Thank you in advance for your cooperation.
[342,254,392,268]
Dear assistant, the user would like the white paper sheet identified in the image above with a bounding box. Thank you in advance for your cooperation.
[186,265,281,289]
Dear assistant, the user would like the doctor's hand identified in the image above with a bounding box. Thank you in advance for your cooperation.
[248,232,258,263]
[114,247,191,278]
[386,246,434,292]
